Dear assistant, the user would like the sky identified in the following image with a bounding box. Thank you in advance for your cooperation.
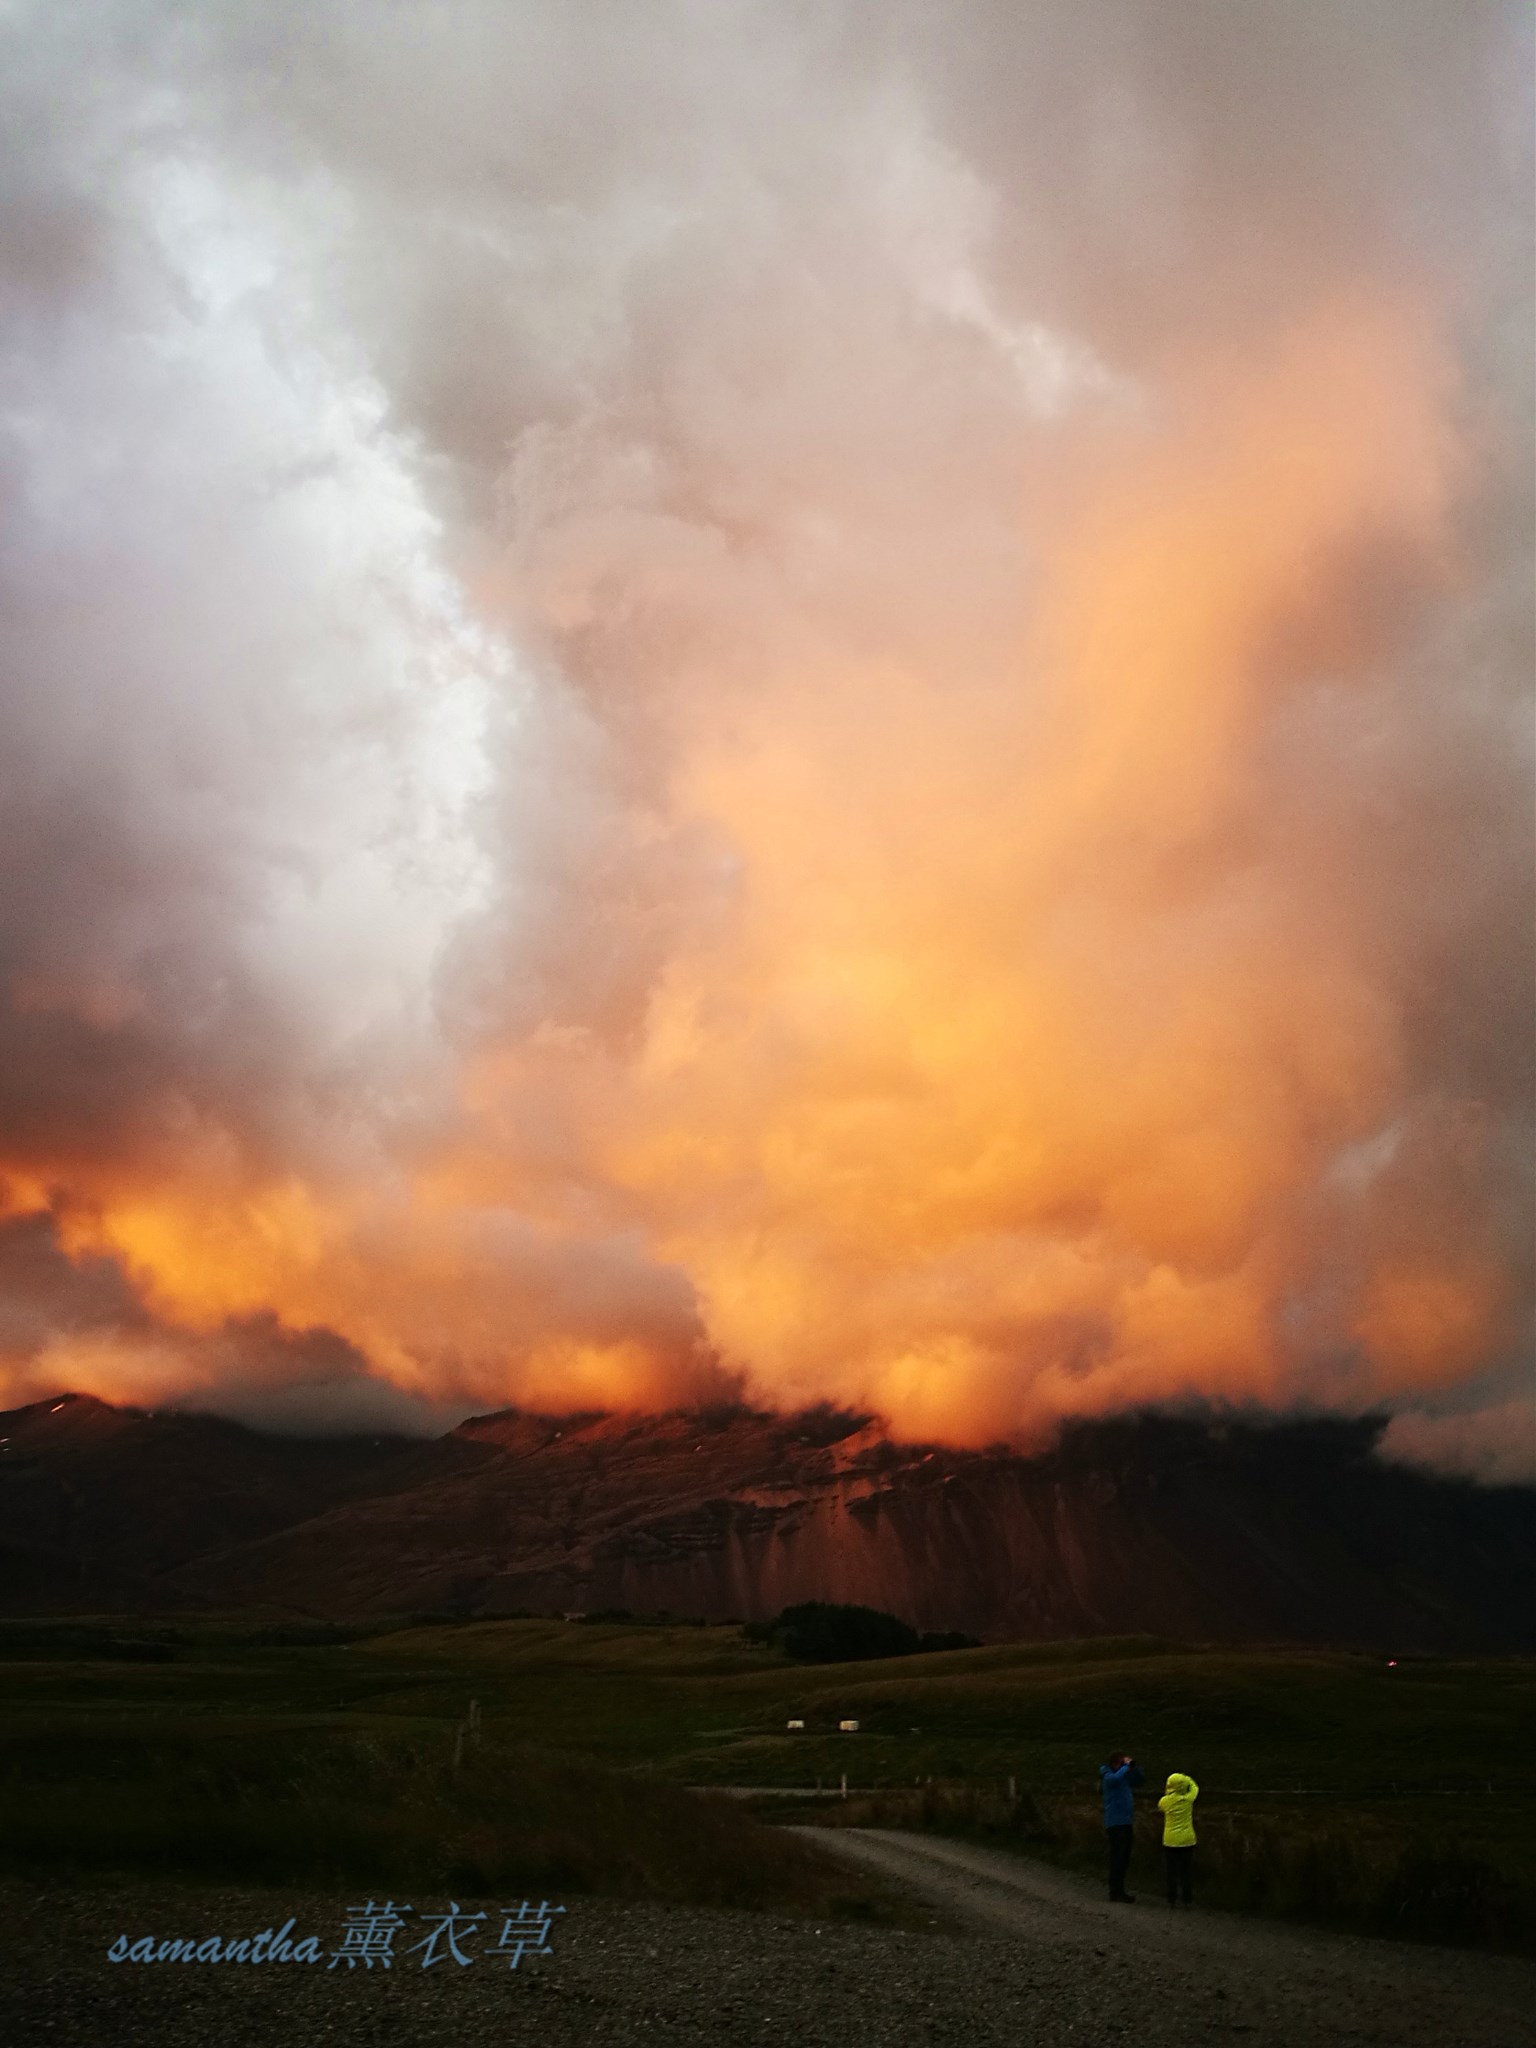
[0,1,1531,1478]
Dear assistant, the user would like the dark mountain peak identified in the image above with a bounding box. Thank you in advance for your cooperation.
[0,1391,1529,1651]
[448,1401,896,1483]
[454,1407,606,1453]
[2,1388,140,1432]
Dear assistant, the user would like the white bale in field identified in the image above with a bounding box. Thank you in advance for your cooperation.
[838,1718,859,1733]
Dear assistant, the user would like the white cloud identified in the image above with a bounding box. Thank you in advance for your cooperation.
[1378,1396,1536,1487]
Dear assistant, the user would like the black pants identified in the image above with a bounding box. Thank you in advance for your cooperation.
[1164,1845,1194,1903]
[1106,1824,1134,1898]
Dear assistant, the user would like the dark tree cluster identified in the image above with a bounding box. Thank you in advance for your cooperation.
[746,1601,979,1662]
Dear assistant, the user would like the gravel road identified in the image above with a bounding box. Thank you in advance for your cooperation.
[796,1826,1536,2047]
[1,1839,1530,2048]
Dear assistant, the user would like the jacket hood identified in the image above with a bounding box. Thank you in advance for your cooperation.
[1166,1773,1193,1792]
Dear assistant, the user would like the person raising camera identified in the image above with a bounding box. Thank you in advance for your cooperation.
[1098,1751,1145,1902]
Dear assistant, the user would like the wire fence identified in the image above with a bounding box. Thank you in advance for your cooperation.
[712,1778,1515,1799]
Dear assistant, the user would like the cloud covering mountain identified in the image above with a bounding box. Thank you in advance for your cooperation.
[0,2,1531,1465]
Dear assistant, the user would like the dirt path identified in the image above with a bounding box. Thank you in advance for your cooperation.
[796,1825,1536,2047]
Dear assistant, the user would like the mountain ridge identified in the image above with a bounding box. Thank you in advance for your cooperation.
[1,1390,1531,1652]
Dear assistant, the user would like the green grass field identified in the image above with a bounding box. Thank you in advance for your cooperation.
[1,1616,1531,1945]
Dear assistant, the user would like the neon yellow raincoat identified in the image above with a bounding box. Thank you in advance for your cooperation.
[1158,1772,1198,1846]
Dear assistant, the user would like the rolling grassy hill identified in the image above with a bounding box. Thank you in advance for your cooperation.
[4,1613,1529,1790]
[2,1615,1531,1943]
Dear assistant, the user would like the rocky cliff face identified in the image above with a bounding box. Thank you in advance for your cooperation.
[2,1392,1531,1651]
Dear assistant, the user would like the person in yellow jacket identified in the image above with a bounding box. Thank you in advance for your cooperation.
[1158,1771,1198,1906]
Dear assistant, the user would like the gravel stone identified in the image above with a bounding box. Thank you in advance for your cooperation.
[0,1832,1530,2048]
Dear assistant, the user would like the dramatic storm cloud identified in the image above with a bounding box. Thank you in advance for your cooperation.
[1,2,1531,1466]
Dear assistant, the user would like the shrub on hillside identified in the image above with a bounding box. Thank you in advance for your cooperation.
[746,1602,979,1662]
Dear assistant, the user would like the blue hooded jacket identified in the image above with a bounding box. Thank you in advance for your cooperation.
[1099,1760,1145,1827]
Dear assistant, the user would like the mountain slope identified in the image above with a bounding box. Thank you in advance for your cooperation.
[0,1392,434,1609]
[1,1394,1531,1650]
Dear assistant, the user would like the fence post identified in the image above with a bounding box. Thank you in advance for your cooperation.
[840,1772,848,1799]
[1008,1774,1016,1801]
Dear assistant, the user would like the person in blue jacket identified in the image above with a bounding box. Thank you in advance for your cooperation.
[1099,1751,1145,1901]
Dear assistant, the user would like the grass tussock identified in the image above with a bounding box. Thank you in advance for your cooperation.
[797,1784,1535,1953]
[0,1724,891,1917]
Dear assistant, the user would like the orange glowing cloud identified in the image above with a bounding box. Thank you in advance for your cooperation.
[0,7,1528,1455]
[0,292,1513,1446]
